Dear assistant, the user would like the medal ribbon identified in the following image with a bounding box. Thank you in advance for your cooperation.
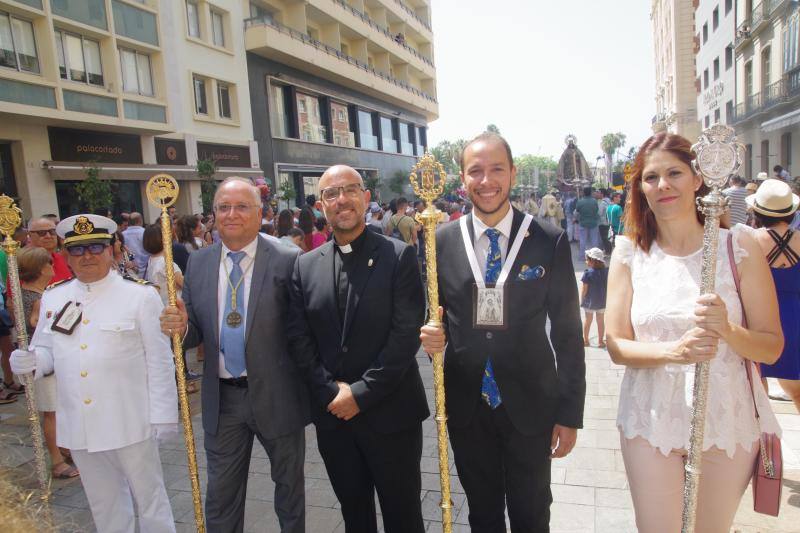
[459,212,533,289]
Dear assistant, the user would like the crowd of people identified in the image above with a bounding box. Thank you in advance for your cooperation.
[0,130,797,533]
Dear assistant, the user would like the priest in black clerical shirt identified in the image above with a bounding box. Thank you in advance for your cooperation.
[287,165,429,533]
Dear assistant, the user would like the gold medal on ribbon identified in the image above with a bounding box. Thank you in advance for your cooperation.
[226,310,242,328]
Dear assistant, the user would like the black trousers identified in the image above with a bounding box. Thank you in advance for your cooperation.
[316,419,425,533]
[599,224,611,254]
[449,402,553,533]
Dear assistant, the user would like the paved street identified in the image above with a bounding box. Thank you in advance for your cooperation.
[1,243,799,532]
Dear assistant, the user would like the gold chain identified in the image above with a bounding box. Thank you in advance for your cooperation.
[221,252,254,313]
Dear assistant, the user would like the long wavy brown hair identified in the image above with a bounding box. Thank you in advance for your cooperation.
[623,133,709,253]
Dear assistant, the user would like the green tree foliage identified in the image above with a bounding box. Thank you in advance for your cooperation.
[197,159,217,214]
[600,132,627,174]
[75,163,114,214]
[430,139,467,175]
[485,124,500,134]
[514,154,558,195]
[389,171,407,195]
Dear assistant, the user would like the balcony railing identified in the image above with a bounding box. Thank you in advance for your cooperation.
[392,0,431,32]
[752,2,765,28]
[244,16,437,103]
[331,0,434,68]
[736,0,789,46]
[733,75,800,123]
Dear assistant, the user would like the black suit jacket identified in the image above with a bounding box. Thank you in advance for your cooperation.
[182,236,310,438]
[437,208,585,435]
[288,228,429,433]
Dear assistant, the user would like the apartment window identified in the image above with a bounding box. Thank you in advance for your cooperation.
[714,108,720,124]
[380,116,397,153]
[55,31,103,86]
[781,132,792,168]
[702,23,708,44]
[193,75,207,114]
[725,44,733,70]
[725,100,733,123]
[296,93,325,142]
[712,7,719,31]
[745,61,753,97]
[211,10,225,47]
[330,101,354,147]
[745,144,753,179]
[761,140,770,172]
[784,12,799,72]
[725,0,732,15]
[703,68,709,89]
[217,83,231,119]
[713,57,720,80]
[399,123,414,155]
[186,1,200,38]
[0,12,39,73]
[341,43,350,57]
[704,115,710,128]
[270,84,289,137]
[357,110,377,150]
[762,47,771,89]
[415,126,426,155]
[119,48,153,96]
[307,26,320,42]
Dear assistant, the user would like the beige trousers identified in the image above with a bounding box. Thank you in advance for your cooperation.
[620,434,758,533]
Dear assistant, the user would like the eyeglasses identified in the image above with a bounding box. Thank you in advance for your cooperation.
[30,229,56,237]
[320,183,364,203]
[66,244,108,257]
[214,204,257,214]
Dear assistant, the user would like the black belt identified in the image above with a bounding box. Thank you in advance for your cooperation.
[220,376,248,388]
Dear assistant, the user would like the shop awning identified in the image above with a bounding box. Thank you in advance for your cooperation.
[761,108,800,133]
[43,161,264,181]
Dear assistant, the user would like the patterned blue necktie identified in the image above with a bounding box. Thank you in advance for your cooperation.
[481,228,502,409]
[221,251,246,377]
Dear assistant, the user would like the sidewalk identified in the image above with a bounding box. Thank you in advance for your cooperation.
[0,242,798,531]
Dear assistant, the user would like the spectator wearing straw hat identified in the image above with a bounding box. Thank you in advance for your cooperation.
[581,248,608,348]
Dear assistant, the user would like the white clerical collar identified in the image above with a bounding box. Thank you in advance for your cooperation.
[338,243,352,254]
[472,204,514,240]
[222,236,259,261]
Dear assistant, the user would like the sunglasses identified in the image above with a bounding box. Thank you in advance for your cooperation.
[66,243,108,257]
[30,229,56,237]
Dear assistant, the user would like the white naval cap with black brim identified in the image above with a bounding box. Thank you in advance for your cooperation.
[56,214,118,247]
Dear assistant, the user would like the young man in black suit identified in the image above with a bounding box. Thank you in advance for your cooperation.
[421,133,586,532]
[288,165,429,533]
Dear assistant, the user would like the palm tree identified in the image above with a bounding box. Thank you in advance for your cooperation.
[600,133,626,180]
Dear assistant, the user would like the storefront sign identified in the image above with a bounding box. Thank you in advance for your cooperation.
[196,142,251,168]
[702,82,725,112]
[48,127,142,164]
[155,138,188,165]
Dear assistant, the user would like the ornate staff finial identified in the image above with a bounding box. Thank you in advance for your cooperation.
[409,152,447,204]
[692,124,745,189]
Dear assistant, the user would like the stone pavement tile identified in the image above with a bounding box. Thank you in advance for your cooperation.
[563,468,628,489]
[595,487,633,510]
[581,418,618,431]
[558,447,615,471]
[421,489,466,522]
[169,489,202,523]
[551,483,594,506]
[585,395,617,409]
[0,441,34,468]
[583,407,618,420]
[51,503,97,533]
[304,460,330,479]
[305,479,340,508]
[421,472,464,494]
[167,466,208,491]
[595,506,636,532]
[551,466,566,484]
[731,476,800,533]
[245,472,276,502]
[549,502,595,532]
[594,429,622,450]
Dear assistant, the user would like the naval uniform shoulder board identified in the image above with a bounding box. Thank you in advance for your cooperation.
[122,274,153,286]
[45,278,74,291]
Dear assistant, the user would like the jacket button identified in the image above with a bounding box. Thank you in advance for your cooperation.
[84,398,91,405]
[80,344,87,350]
[342,346,349,353]
[82,319,89,325]
[486,332,493,340]
[80,371,88,378]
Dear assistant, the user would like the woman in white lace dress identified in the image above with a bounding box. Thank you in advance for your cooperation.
[605,133,784,532]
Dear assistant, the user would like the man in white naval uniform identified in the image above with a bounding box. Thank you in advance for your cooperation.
[11,214,178,533]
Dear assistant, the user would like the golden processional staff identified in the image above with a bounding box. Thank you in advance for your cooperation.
[409,154,453,533]
[0,195,50,507]
[681,125,745,533]
[145,174,205,533]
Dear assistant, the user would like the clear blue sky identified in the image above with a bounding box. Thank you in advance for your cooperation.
[427,0,656,163]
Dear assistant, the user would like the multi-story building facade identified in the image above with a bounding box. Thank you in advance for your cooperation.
[243,0,437,204]
[651,0,702,140]
[695,0,737,128]
[733,0,799,179]
[0,0,261,220]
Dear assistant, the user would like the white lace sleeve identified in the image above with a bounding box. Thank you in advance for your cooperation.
[729,224,754,264]
[612,235,634,267]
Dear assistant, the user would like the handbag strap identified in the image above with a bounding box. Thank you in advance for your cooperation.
[726,233,762,422]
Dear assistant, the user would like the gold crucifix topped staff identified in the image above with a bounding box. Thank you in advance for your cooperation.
[409,153,453,533]
[145,174,205,533]
[0,195,50,512]
[681,125,745,532]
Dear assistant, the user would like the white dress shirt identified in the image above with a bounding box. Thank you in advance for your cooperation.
[471,205,514,278]
[217,236,259,378]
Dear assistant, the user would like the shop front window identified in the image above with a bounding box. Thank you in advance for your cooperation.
[358,110,377,150]
[330,101,354,147]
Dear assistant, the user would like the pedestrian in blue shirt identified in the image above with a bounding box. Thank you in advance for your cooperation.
[581,247,608,348]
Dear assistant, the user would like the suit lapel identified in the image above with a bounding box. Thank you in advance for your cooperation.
[245,237,270,344]
[207,243,222,347]
[318,242,342,338]
[341,231,380,345]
